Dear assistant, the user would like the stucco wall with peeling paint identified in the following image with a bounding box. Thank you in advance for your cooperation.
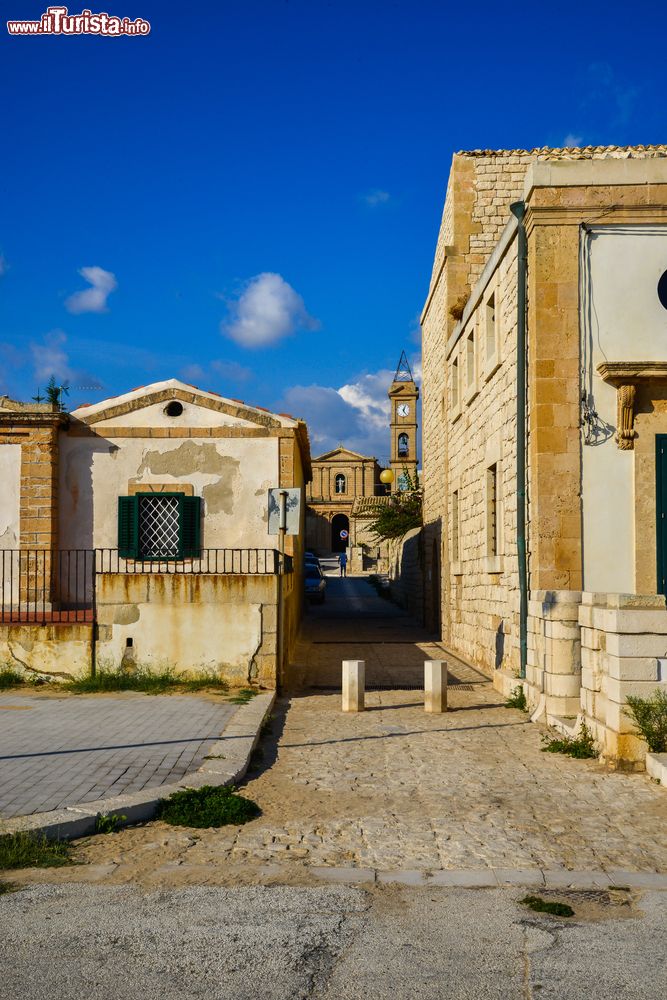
[58,434,279,549]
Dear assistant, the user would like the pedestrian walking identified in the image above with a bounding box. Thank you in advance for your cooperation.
[339,551,348,577]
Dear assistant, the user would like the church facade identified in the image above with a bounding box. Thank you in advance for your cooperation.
[305,355,420,568]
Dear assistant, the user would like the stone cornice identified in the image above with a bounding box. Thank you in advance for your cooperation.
[597,362,667,385]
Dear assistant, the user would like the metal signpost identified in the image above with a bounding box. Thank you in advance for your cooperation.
[268,488,302,684]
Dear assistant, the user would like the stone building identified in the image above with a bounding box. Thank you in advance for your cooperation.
[305,355,420,570]
[0,379,311,687]
[421,144,667,764]
[305,446,383,554]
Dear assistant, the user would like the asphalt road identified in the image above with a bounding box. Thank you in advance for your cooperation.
[1,882,665,999]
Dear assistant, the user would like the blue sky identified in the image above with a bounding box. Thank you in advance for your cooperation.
[1,0,664,462]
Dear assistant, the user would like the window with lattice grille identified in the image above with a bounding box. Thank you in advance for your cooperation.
[139,495,180,558]
[118,493,201,559]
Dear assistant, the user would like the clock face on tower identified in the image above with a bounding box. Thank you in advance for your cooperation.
[397,403,410,417]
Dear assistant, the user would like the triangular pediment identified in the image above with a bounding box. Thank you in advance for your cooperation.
[313,445,377,463]
[70,379,295,430]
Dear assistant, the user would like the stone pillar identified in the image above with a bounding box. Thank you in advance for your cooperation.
[342,659,365,712]
[579,592,667,767]
[424,659,447,713]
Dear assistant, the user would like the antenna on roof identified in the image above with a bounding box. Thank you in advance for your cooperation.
[393,351,414,383]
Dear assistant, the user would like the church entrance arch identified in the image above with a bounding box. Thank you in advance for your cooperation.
[331,513,350,553]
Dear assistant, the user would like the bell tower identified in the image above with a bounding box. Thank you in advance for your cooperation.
[388,351,419,491]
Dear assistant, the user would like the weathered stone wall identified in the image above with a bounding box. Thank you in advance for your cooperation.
[387,527,424,622]
[440,233,520,673]
[579,592,667,766]
[0,622,92,678]
[96,572,280,687]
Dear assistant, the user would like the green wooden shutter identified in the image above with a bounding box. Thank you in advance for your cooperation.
[118,496,139,558]
[180,496,202,558]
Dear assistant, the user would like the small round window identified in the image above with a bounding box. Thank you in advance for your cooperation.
[165,401,184,417]
[658,270,667,311]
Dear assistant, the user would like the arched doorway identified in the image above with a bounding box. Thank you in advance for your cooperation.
[331,513,349,553]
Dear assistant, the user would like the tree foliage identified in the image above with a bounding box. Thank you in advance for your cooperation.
[367,469,422,541]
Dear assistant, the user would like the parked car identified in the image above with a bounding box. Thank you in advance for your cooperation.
[304,563,326,604]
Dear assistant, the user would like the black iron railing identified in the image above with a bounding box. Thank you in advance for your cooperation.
[0,548,293,625]
[0,548,95,624]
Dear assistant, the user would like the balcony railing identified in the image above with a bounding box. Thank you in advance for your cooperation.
[0,548,292,625]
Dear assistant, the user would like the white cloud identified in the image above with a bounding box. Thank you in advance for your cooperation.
[221,273,319,349]
[277,357,421,460]
[30,330,73,383]
[29,330,103,392]
[211,359,253,382]
[562,133,583,147]
[0,254,8,277]
[362,189,390,207]
[179,359,253,387]
[65,265,118,314]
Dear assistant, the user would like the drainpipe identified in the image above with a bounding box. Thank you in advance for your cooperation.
[510,201,528,680]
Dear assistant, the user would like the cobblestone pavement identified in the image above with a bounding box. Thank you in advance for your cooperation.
[0,692,237,818]
[9,576,667,887]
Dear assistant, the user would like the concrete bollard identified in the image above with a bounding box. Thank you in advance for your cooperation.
[342,660,365,712]
[424,659,447,713]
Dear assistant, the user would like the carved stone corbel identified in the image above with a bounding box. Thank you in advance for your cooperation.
[597,362,667,451]
[616,383,637,450]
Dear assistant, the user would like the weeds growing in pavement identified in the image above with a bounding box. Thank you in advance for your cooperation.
[505,686,527,711]
[94,813,127,834]
[520,894,575,918]
[156,785,261,828]
[0,832,72,871]
[228,687,258,704]
[0,668,27,689]
[541,722,598,759]
[63,667,229,696]
[0,880,18,895]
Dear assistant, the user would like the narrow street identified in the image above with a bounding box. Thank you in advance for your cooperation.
[3,574,667,999]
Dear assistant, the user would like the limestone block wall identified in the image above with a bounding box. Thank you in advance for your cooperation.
[579,592,667,766]
[443,236,520,673]
[387,527,424,622]
[523,590,582,717]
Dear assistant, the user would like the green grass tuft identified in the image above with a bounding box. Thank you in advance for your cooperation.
[0,832,72,871]
[0,879,19,895]
[0,667,26,690]
[541,722,597,759]
[505,685,527,711]
[228,687,258,705]
[625,690,667,753]
[156,785,261,828]
[63,667,229,696]
[520,894,575,917]
[94,813,127,834]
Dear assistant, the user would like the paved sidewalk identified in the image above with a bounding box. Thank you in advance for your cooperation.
[10,576,663,889]
[0,693,237,818]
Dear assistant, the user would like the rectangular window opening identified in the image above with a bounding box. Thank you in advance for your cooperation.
[451,356,459,410]
[466,330,475,388]
[485,293,496,363]
[452,490,460,562]
[486,464,501,558]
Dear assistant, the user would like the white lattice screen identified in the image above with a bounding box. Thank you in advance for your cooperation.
[138,495,180,558]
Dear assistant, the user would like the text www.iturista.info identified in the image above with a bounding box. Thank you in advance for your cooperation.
[7,6,150,35]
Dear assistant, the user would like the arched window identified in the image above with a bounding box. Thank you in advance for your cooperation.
[335,474,346,494]
[398,433,409,457]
